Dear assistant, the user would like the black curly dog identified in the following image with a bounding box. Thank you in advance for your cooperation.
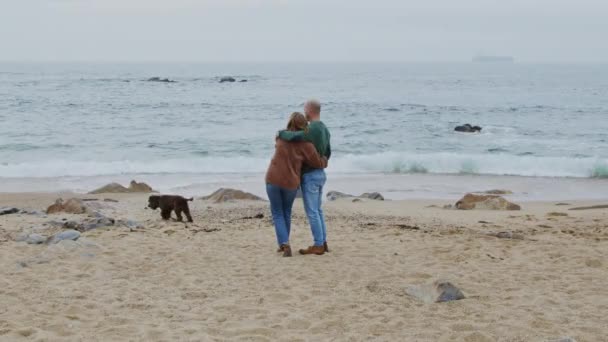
[148,195,194,222]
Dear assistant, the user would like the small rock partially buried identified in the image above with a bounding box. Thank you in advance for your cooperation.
[49,230,81,244]
[406,280,465,303]
[26,234,47,245]
[0,207,19,216]
[546,338,577,342]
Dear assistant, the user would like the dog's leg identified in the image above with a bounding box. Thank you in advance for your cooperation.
[175,208,183,222]
[184,206,194,223]
[161,208,171,220]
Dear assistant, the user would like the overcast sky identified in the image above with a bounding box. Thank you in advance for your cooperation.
[1,0,607,63]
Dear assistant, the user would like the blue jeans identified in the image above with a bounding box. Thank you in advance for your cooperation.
[266,184,298,246]
[301,169,327,246]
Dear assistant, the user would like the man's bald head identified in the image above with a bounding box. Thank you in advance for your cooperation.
[304,99,321,121]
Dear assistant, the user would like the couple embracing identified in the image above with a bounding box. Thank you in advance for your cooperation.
[265,100,331,257]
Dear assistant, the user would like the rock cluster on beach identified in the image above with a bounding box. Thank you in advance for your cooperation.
[455,193,521,210]
[326,191,385,202]
[46,198,89,214]
[202,188,265,203]
[89,180,155,194]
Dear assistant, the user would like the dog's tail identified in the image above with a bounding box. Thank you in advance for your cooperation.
[187,197,194,202]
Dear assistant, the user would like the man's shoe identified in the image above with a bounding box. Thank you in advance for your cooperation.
[299,245,325,255]
[282,245,292,257]
[324,242,329,253]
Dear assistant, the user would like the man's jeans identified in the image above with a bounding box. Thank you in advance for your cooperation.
[266,184,298,246]
[301,169,327,246]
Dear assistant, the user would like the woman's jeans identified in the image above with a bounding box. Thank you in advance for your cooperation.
[266,183,298,246]
[301,169,327,247]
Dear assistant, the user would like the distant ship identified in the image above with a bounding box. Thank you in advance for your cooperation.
[472,55,514,63]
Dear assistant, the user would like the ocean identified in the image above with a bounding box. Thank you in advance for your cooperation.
[1,62,607,200]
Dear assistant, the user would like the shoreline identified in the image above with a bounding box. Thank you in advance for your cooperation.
[1,172,608,202]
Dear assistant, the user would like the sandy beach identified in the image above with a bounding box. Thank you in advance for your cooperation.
[1,191,606,341]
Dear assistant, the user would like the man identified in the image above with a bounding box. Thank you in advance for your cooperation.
[278,99,331,255]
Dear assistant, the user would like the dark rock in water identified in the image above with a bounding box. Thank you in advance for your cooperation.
[0,207,19,215]
[147,77,176,83]
[239,79,248,82]
[26,234,46,245]
[50,230,81,244]
[219,77,236,83]
[454,124,482,133]
[407,280,465,303]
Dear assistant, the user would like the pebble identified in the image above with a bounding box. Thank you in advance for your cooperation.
[0,207,19,215]
[49,230,81,244]
[406,280,466,303]
[26,234,47,245]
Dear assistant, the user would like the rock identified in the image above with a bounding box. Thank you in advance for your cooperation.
[89,180,155,194]
[26,234,46,245]
[360,192,384,201]
[147,77,176,83]
[239,79,248,82]
[49,230,81,244]
[455,194,521,210]
[117,219,144,230]
[103,198,119,203]
[406,280,465,303]
[480,189,513,195]
[326,191,353,201]
[489,231,524,240]
[46,198,89,214]
[219,76,236,83]
[546,338,577,342]
[201,188,264,203]
[89,182,130,194]
[82,216,115,231]
[128,180,154,192]
[0,207,19,215]
[63,220,84,230]
[547,212,568,217]
[327,191,385,202]
[568,204,608,211]
[454,124,482,133]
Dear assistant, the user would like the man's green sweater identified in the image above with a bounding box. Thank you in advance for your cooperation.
[278,120,331,173]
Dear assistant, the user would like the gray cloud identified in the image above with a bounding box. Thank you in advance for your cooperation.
[1,0,607,62]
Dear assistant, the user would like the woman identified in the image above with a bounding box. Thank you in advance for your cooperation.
[266,112,328,257]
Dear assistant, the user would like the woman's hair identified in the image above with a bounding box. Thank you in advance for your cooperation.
[286,112,309,132]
